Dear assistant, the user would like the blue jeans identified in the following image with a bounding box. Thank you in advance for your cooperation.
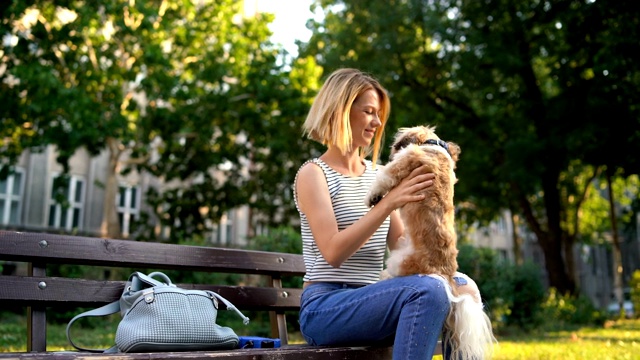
[299,275,451,359]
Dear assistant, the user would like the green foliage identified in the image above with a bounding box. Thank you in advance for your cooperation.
[631,270,640,319]
[242,226,303,335]
[51,174,71,209]
[458,244,545,332]
[0,0,322,241]
[305,0,640,295]
[459,243,607,332]
[248,226,302,255]
[540,288,607,329]
[504,261,547,330]
[247,226,303,290]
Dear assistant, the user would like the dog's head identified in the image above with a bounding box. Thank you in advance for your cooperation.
[390,125,461,163]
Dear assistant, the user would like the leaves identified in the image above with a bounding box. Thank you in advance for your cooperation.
[1,1,322,240]
[301,0,640,293]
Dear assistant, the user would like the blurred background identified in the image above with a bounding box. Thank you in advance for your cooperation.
[1,0,639,336]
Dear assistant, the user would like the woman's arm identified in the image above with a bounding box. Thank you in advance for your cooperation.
[386,210,405,251]
[296,163,434,267]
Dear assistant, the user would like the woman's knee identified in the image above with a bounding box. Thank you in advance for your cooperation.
[413,275,451,311]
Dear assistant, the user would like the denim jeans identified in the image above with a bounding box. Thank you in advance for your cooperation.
[299,274,452,360]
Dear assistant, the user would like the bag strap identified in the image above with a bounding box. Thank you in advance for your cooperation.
[65,300,120,353]
[207,291,250,325]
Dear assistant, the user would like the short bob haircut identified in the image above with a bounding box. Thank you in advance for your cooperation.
[303,68,390,166]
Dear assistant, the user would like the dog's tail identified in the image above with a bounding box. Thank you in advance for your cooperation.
[431,275,497,360]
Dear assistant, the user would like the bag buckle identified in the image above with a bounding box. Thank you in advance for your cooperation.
[143,289,155,304]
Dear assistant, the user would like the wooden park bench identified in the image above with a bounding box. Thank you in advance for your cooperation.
[0,230,443,359]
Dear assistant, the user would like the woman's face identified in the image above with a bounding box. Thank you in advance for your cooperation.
[349,89,382,149]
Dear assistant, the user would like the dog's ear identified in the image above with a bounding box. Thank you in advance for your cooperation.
[447,142,461,162]
[393,134,420,152]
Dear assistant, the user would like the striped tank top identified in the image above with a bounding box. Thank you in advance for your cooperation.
[294,158,390,285]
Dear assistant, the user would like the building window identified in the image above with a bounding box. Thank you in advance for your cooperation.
[48,175,85,231]
[117,185,140,237]
[212,212,233,246]
[0,170,24,225]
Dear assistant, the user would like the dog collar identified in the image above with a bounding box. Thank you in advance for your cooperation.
[423,139,450,154]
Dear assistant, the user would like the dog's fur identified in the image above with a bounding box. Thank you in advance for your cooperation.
[365,125,495,359]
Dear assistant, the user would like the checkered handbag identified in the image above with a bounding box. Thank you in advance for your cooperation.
[66,271,250,353]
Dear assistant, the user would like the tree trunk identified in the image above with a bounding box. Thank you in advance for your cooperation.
[606,168,624,318]
[536,232,575,293]
[100,137,122,239]
[515,182,576,294]
[509,13,578,294]
[563,234,577,289]
[510,212,523,265]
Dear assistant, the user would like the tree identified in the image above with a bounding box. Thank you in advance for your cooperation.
[1,1,321,241]
[301,0,640,294]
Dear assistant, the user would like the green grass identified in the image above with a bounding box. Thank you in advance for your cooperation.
[433,319,640,360]
[1,311,639,359]
[0,311,119,352]
[488,320,640,360]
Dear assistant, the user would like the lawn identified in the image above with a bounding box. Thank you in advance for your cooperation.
[1,311,638,359]
[435,319,640,360]
[485,320,640,360]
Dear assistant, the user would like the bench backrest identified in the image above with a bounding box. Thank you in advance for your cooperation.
[0,230,306,352]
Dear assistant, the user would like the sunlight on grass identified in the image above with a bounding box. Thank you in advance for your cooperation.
[492,341,639,360]
[431,320,640,360]
[490,320,640,360]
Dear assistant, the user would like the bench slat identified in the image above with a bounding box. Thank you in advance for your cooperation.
[0,275,303,310]
[0,345,398,359]
[0,232,305,276]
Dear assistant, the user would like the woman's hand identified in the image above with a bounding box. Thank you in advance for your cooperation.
[381,165,435,211]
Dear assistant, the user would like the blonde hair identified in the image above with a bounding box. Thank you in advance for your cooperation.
[303,68,390,166]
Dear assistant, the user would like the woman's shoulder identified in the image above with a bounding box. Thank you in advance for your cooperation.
[296,159,325,181]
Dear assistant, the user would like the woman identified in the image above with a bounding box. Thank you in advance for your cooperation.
[294,68,481,359]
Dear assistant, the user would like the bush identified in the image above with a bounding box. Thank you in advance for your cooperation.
[457,244,545,332]
[247,226,303,290]
[504,261,546,330]
[239,226,305,336]
[630,269,640,319]
[248,226,302,255]
[540,288,607,329]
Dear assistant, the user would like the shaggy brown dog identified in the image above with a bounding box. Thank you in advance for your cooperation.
[366,125,494,360]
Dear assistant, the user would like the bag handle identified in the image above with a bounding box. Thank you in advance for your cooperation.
[128,271,174,291]
[65,301,120,353]
[207,291,250,325]
[145,271,173,285]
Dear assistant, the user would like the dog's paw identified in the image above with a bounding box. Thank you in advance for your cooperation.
[365,193,383,207]
[379,269,393,281]
[365,187,385,207]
